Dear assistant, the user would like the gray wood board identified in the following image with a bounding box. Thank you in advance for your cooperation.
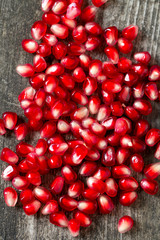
[0,0,160,239]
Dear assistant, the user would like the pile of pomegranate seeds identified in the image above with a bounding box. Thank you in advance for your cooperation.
[1,0,160,237]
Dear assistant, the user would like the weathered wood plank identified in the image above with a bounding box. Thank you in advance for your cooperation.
[0,0,160,239]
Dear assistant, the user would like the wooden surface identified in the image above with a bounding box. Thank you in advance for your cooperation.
[0,0,160,239]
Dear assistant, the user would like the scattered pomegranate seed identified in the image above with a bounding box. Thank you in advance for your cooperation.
[23,200,41,215]
[118,215,134,233]
[3,187,18,207]
[119,191,138,206]
[68,219,80,237]
[50,212,68,227]
[41,200,59,215]
[140,178,158,195]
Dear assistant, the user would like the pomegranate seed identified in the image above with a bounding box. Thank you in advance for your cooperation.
[28,119,43,131]
[86,148,100,161]
[116,148,130,165]
[102,116,116,130]
[33,186,52,203]
[68,180,84,198]
[52,0,67,15]
[107,132,120,147]
[61,165,77,184]
[80,6,96,22]
[30,73,45,90]
[79,54,91,70]
[72,25,87,43]
[50,176,64,194]
[92,0,108,7]
[57,120,70,134]
[46,63,64,76]
[133,99,152,115]
[145,128,160,147]
[132,63,149,79]
[71,89,88,106]
[26,171,41,186]
[79,161,97,176]
[112,165,131,178]
[2,165,18,181]
[144,162,160,180]
[105,178,118,197]
[37,42,51,57]
[50,212,68,227]
[60,73,75,90]
[85,36,100,51]
[49,142,68,155]
[118,57,132,73]
[87,177,105,194]
[78,200,97,214]
[88,96,100,115]
[119,177,138,191]
[51,24,69,39]
[33,55,47,72]
[41,200,59,215]
[118,38,133,54]
[148,65,160,81]
[24,105,43,121]
[12,176,29,190]
[97,105,111,122]
[101,146,115,167]
[98,194,114,214]
[111,101,124,117]
[48,155,62,169]
[118,216,134,233]
[133,81,145,99]
[130,154,144,172]
[134,119,150,138]
[145,82,158,101]
[102,80,122,94]
[18,159,30,173]
[59,195,78,211]
[134,51,151,64]
[68,219,80,237]
[124,71,138,87]
[119,191,138,206]
[114,118,129,136]
[14,123,28,141]
[79,129,98,146]
[31,21,47,40]
[61,14,77,29]
[68,42,85,55]
[41,0,54,12]
[85,22,102,36]
[104,46,119,64]
[40,120,56,138]
[141,178,158,195]
[0,119,6,135]
[23,200,41,215]
[61,56,79,69]
[22,39,38,53]
[20,189,34,205]
[125,106,140,121]
[66,3,81,20]
[26,153,39,171]
[122,25,138,41]
[73,210,92,227]
[52,42,67,60]
[2,112,17,130]
[71,107,89,120]
[1,148,19,165]
[93,167,111,181]
[42,12,60,25]
[82,188,99,200]
[104,26,118,46]
[70,144,88,165]
[3,187,18,207]
[155,143,160,160]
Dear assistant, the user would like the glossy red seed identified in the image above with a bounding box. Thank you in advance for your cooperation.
[2,112,17,130]
[134,119,150,138]
[122,25,138,40]
[12,176,29,191]
[14,123,28,141]
[50,212,68,227]
[51,24,69,39]
[118,57,132,73]
[134,51,151,64]
[85,36,100,51]
[66,3,81,20]
[140,178,158,195]
[41,0,54,12]
[112,165,131,178]
[61,165,77,184]
[105,178,118,197]
[0,119,6,135]
[59,195,78,211]
[24,105,43,121]
[145,128,160,147]
[87,177,105,194]
[68,219,80,237]
[40,120,56,138]
[50,176,64,194]
[20,189,34,205]
[101,146,116,167]
[31,21,47,40]
[33,186,52,203]
[37,42,51,57]
[119,177,138,191]
[22,39,38,53]
[82,188,99,200]
[52,0,67,15]
[78,200,97,214]
[97,105,111,122]
[119,191,138,206]
[104,46,119,64]
[1,148,19,165]
[144,163,160,180]
[2,165,18,181]
[41,200,59,215]
[145,82,158,101]
[42,11,60,25]
[23,200,41,215]
[104,26,118,46]
[155,143,160,160]
[68,180,84,198]
[118,38,133,54]
[33,55,47,72]
[48,155,62,169]
[92,0,108,7]
[148,65,160,81]
[26,171,41,186]
[3,187,18,207]
[125,106,140,121]
[52,42,67,59]
[130,154,144,172]
[116,148,130,165]
[80,6,96,22]
[72,25,87,43]
[98,194,114,214]
[118,216,134,233]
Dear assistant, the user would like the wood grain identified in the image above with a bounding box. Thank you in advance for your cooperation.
[0,0,160,239]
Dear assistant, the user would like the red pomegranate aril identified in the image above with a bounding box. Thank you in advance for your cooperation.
[40,120,56,138]
[48,155,62,169]
[31,21,47,40]
[122,25,138,41]
[52,42,67,60]
[144,163,160,180]
[61,56,79,69]
[119,177,138,191]
[72,67,86,83]
[50,212,68,227]
[96,137,108,150]
[145,82,158,101]
[134,51,151,64]
[61,14,77,29]
[74,211,92,228]
[2,112,17,130]
[28,119,43,131]
[86,148,100,161]
[118,38,133,54]
[102,80,122,94]
[107,132,120,146]
[132,137,146,153]
[97,105,111,122]
[41,0,54,12]
[18,159,30,173]
[38,156,49,175]
[114,118,129,136]
[118,57,132,73]
[46,63,64,76]
[145,128,160,147]
[68,180,84,198]
[134,119,150,138]
[83,77,97,96]
[23,200,41,215]
[50,176,64,194]
[104,26,118,46]
[61,165,77,184]
[104,46,119,64]
[1,148,19,165]
[34,89,46,107]
[16,64,35,78]
[111,101,124,117]
[89,60,102,78]
[33,186,52,204]
[79,161,97,176]
[57,120,70,134]
[93,167,111,181]
[78,200,97,214]
[125,106,140,121]
[119,86,132,103]
[66,3,81,20]
[79,129,98,146]
[60,74,75,90]
[43,34,58,47]
[148,65,160,81]
[140,178,158,195]
[0,119,6,135]
[71,90,88,106]
[130,154,144,172]
[12,176,29,191]
[59,195,78,211]
[71,144,88,165]
[82,117,95,129]
[79,54,91,70]
[98,194,114,214]
[118,216,134,233]
[68,219,80,237]
[90,122,106,137]
[85,22,102,36]
[112,165,131,179]
[155,143,160,160]
[30,73,45,90]
[2,165,18,181]
[103,61,118,78]
[87,177,105,194]
[42,11,60,25]
[119,191,138,206]
[85,36,100,51]
[71,107,89,121]
[14,123,28,141]
[116,148,130,165]
[80,5,96,22]
[33,55,47,72]
[82,188,99,200]
[20,99,33,110]
[22,39,38,53]
[102,116,116,131]
[101,147,116,167]
[88,96,100,115]
[52,0,67,15]
[36,43,51,57]
[124,71,138,87]
[92,0,108,7]
[105,178,118,197]
[51,24,69,39]
[68,42,85,55]
[3,187,18,207]
[41,200,59,215]
[26,153,39,171]
[70,120,82,138]
[24,105,43,121]
[132,63,149,79]
[44,75,58,94]
[26,171,41,186]
[20,189,34,205]
[72,25,87,43]
[120,135,133,149]
[133,81,145,99]
[49,142,68,155]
